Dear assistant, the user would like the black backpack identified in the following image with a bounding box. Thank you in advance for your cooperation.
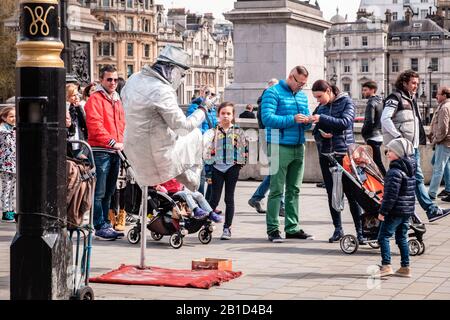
[256,90,266,129]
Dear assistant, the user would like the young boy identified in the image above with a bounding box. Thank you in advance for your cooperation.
[377,138,416,278]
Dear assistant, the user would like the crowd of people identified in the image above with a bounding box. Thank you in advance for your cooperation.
[1,44,450,278]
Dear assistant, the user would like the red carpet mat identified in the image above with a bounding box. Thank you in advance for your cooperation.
[89,264,242,289]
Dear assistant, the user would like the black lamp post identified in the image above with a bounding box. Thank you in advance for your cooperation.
[420,90,427,125]
[427,63,434,125]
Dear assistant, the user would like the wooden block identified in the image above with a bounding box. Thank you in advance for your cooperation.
[192,258,232,271]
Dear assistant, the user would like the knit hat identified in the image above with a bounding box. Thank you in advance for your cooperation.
[386,138,413,158]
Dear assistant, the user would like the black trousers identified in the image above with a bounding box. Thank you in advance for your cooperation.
[367,140,386,176]
[319,155,362,235]
[209,165,241,229]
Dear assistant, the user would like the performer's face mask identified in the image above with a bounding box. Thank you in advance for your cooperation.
[170,66,186,90]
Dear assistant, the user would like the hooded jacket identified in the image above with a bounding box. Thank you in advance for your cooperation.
[261,80,311,145]
[120,64,205,188]
[361,95,383,142]
[380,156,416,217]
[84,85,125,149]
[313,92,356,155]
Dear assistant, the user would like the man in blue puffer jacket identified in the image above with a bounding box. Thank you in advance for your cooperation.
[261,66,313,243]
[377,138,416,278]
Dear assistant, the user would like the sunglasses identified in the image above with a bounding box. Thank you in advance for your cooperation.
[106,78,119,83]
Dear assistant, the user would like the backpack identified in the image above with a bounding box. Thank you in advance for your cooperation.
[256,91,266,129]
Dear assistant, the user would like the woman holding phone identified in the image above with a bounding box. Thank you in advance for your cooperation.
[310,80,364,244]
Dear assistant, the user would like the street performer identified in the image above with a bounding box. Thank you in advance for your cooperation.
[121,45,216,190]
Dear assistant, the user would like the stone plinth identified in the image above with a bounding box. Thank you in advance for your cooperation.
[224,0,332,110]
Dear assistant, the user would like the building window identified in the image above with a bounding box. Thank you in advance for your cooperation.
[344,60,350,73]
[432,83,438,98]
[127,0,133,8]
[430,57,439,71]
[98,42,115,56]
[145,0,151,10]
[344,37,350,47]
[144,44,150,58]
[219,74,224,87]
[361,59,369,73]
[343,83,351,94]
[104,19,114,31]
[393,0,397,3]
[126,17,134,31]
[410,58,419,71]
[421,9,428,19]
[102,0,111,7]
[392,59,399,73]
[195,42,199,50]
[362,36,368,46]
[332,38,336,47]
[127,43,134,57]
[392,12,398,20]
[421,0,428,3]
[186,73,192,86]
[127,64,134,78]
[228,48,232,57]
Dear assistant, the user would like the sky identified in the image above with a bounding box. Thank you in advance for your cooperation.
[156,0,361,22]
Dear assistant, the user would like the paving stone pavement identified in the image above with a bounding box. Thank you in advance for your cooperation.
[1,182,450,300]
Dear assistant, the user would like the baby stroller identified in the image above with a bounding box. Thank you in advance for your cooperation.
[118,152,215,249]
[66,140,96,300]
[325,144,426,255]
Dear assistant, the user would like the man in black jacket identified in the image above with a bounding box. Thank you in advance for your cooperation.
[361,81,386,176]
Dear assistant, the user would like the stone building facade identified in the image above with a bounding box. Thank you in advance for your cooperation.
[325,7,450,117]
[91,0,158,80]
[359,0,438,21]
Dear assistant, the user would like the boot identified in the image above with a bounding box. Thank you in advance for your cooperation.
[108,209,117,228]
[115,209,126,231]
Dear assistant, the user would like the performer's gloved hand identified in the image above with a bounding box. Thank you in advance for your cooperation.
[200,94,220,111]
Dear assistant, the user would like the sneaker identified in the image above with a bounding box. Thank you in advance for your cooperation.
[441,195,450,202]
[268,230,284,243]
[378,264,394,277]
[395,267,412,278]
[328,229,344,243]
[428,208,450,222]
[209,211,223,223]
[95,227,118,241]
[125,213,138,225]
[221,227,231,240]
[193,207,209,219]
[1,211,15,223]
[286,229,314,240]
[429,194,436,200]
[438,190,450,198]
[213,209,223,215]
[316,182,326,188]
[111,228,125,239]
[248,199,266,214]
[279,207,285,217]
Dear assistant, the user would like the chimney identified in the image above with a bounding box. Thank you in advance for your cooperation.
[357,8,367,20]
[385,9,392,23]
[405,8,412,25]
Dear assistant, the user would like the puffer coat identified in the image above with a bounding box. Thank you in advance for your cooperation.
[121,65,206,188]
[380,156,416,217]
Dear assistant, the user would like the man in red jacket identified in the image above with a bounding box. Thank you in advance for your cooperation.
[84,65,126,240]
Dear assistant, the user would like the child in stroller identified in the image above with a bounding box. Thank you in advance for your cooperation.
[327,144,426,256]
[126,178,219,249]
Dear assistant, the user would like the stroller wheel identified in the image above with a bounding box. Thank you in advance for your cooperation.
[368,241,380,249]
[169,233,183,249]
[340,235,359,254]
[408,239,421,256]
[150,231,163,241]
[419,242,426,255]
[76,286,94,300]
[198,229,212,244]
[127,228,141,244]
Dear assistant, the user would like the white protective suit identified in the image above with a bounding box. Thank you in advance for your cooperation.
[121,65,206,190]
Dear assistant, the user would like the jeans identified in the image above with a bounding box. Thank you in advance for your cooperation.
[267,144,305,234]
[319,155,362,234]
[367,140,386,176]
[378,215,410,267]
[429,145,450,197]
[414,148,439,217]
[175,190,213,213]
[209,165,241,229]
[250,175,285,208]
[93,152,121,230]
